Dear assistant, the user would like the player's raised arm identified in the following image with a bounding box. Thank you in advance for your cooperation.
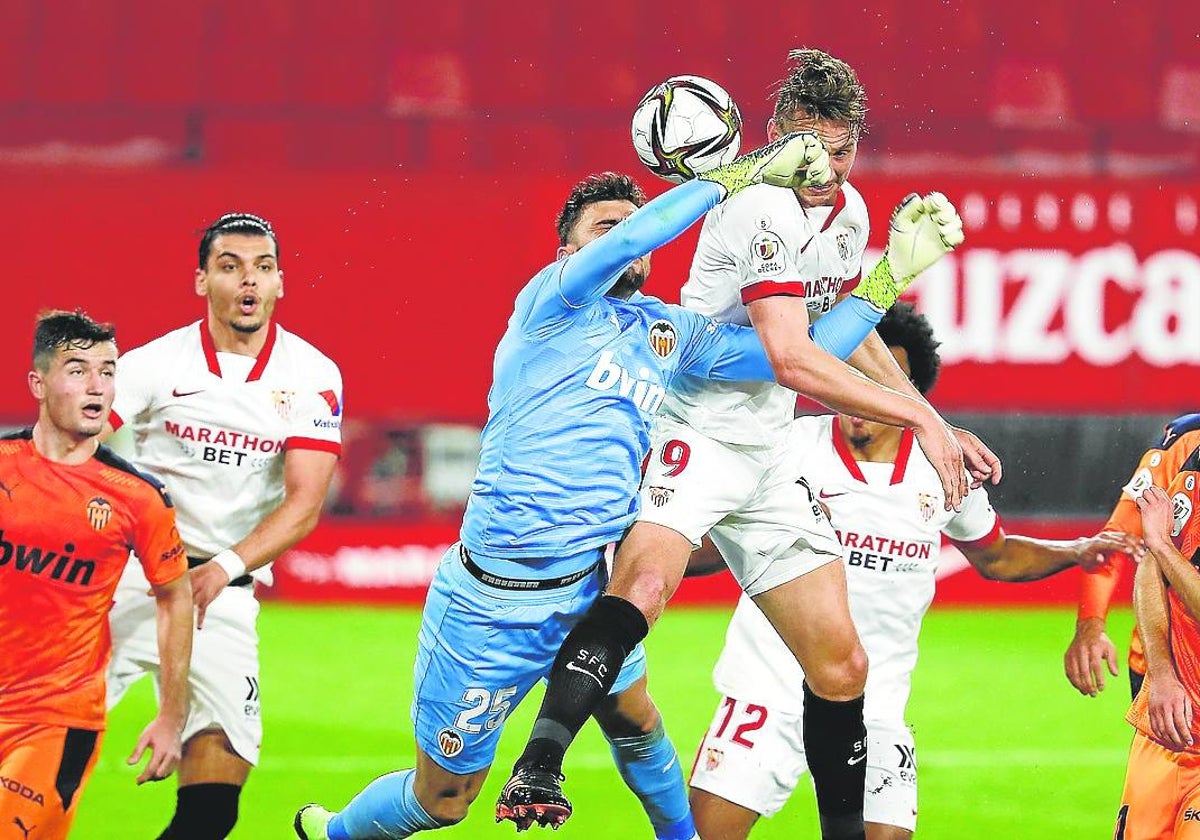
[747,295,969,509]
[556,132,832,310]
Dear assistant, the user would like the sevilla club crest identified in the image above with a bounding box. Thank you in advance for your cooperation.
[917,493,937,523]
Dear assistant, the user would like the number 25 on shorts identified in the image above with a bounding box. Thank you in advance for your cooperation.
[453,686,517,733]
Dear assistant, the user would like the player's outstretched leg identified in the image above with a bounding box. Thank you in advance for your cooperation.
[294,767,450,840]
[752,563,868,840]
[495,765,573,831]
[294,804,335,840]
[496,595,650,830]
[595,677,699,840]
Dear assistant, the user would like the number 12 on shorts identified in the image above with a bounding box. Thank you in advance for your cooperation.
[712,696,768,749]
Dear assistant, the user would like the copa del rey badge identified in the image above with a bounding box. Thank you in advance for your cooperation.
[648,320,678,359]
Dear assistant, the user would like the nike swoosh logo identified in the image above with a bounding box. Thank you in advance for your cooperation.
[172,388,205,397]
[847,753,866,766]
[565,661,603,687]
[662,755,677,773]
[819,490,848,499]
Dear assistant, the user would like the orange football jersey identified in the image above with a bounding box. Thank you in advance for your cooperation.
[1128,450,1200,751]
[1080,415,1200,672]
[0,431,186,730]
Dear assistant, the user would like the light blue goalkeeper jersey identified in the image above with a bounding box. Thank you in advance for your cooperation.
[460,180,773,571]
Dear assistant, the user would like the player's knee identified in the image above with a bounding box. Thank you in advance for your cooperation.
[413,767,481,826]
[418,788,476,825]
[806,643,867,701]
[619,567,677,623]
[158,783,240,839]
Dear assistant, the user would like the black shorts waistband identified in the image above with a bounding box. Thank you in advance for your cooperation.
[187,556,253,588]
[459,545,600,591]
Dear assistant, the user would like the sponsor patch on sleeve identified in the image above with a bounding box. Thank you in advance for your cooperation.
[750,231,786,278]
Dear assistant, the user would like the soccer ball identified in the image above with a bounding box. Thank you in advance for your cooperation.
[631,75,742,183]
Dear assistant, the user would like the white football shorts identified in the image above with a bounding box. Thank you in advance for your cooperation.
[638,416,842,596]
[690,694,918,831]
[107,560,263,765]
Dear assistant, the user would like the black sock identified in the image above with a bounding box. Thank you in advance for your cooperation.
[156,783,241,840]
[516,595,649,772]
[802,682,867,840]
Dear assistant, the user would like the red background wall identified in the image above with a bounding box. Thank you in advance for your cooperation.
[3,171,1198,422]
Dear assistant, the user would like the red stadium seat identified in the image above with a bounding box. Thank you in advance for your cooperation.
[201,0,295,107]
[1161,63,1200,133]
[488,123,566,173]
[985,1,1071,59]
[889,0,991,122]
[551,0,641,113]
[31,0,120,104]
[0,0,34,104]
[424,118,476,170]
[292,0,386,108]
[201,118,291,168]
[1069,0,1160,125]
[464,0,555,112]
[290,119,393,169]
[469,51,553,114]
[115,0,204,106]
[988,58,1074,129]
[560,123,640,180]
[387,50,470,117]
[389,0,468,48]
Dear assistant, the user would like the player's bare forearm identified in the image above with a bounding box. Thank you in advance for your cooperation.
[152,573,193,724]
[747,297,929,430]
[967,532,1134,583]
[1135,554,1176,680]
[232,449,337,572]
[1146,537,1200,625]
[845,330,921,400]
[965,535,1075,582]
[1138,485,1200,622]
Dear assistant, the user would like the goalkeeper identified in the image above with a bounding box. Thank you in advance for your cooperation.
[499,48,989,840]
[295,132,935,840]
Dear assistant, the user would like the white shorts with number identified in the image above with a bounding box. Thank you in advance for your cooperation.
[107,561,263,765]
[638,416,842,596]
[690,695,918,831]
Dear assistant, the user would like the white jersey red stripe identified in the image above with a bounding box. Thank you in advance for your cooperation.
[661,182,870,446]
[713,414,998,725]
[110,320,343,562]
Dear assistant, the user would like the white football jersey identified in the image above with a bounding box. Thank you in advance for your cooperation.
[110,321,343,562]
[661,182,869,445]
[713,414,998,725]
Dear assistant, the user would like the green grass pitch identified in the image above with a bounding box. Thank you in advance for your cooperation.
[75,603,1136,838]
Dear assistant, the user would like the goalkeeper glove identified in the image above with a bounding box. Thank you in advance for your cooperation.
[854,192,964,311]
[699,132,831,197]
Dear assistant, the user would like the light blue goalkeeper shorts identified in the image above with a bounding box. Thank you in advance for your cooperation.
[411,543,647,774]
